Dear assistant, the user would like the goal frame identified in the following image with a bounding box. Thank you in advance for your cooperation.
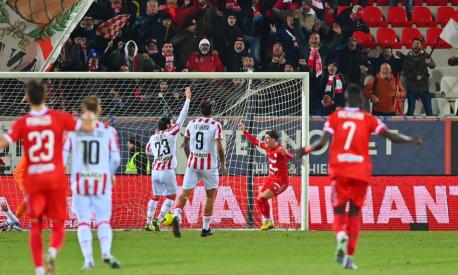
[0,72,310,231]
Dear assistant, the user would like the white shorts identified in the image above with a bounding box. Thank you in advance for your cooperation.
[152,169,177,196]
[72,195,111,224]
[183,168,219,190]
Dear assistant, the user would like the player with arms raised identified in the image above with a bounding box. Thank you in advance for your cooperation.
[63,97,121,270]
[0,80,96,275]
[144,87,191,231]
[172,101,227,238]
[298,84,421,269]
[239,122,293,230]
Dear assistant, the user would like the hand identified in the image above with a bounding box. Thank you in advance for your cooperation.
[278,57,286,65]
[0,203,7,212]
[360,65,368,74]
[221,164,228,176]
[395,50,403,57]
[298,59,306,65]
[117,41,124,49]
[238,121,245,131]
[279,146,287,156]
[184,87,192,99]
[425,58,433,65]
[272,57,279,63]
[107,40,114,48]
[142,53,149,59]
[411,137,422,146]
[371,95,379,104]
[417,75,422,80]
[270,24,277,33]
[332,23,342,34]
[396,91,401,97]
[181,68,189,72]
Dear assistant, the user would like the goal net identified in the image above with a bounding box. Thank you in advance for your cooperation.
[0,72,309,230]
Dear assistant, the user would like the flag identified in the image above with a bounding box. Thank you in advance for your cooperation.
[312,0,324,10]
[440,12,458,48]
[0,0,94,71]
[96,14,131,41]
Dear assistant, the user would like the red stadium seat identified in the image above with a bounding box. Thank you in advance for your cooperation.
[426,27,452,49]
[337,6,349,16]
[401,27,423,47]
[426,0,448,5]
[412,7,436,27]
[413,0,424,5]
[353,31,374,48]
[376,28,401,48]
[387,7,411,27]
[437,7,456,27]
[362,7,387,27]
[376,0,389,5]
[453,0,458,5]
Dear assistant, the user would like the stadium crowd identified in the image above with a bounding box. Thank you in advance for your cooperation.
[50,0,452,115]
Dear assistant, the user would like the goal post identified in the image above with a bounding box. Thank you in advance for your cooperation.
[0,72,310,231]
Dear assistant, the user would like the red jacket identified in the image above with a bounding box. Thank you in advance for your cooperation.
[186,52,224,72]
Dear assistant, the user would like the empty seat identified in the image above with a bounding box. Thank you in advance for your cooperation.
[362,7,387,27]
[441,76,458,102]
[431,98,451,116]
[437,7,456,27]
[353,31,374,48]
[426,27,452,48]
[453,0,458,5]
[412,7,436,27]
[413,0,424,5]
[376,0,389,5]
[387,7,411,27]
[376,28,401,48]
[401,27,423,47]
[426,0,449,5]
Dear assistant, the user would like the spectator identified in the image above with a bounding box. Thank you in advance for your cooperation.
[107,89,126,114]
[186,38,224,72]
[87,49,103,72]
[149,13,176,48]
[119,64,130,72]
[321,59,346,114]
[402,38,435,116]
[145,39,162,65]
[370,47,402,76]
[228,37,249,71]
[364,63,405,116]
[135,0,163,49]
[272,0,298,21]
[124,40,155,71]
[241,55,256,72]
[264,41,287,72]
[296,0,319,34]
[284,62,295,72]
[210,12,243,68]
[60,36,85,71]
[125,136,150,175]
[239,0,265,63]
[171,16,201,70]
[105,40,126,71]
[336,5,369,41]
[156,41,178,72]
[336,36,370,85]
[269,14,303,64]
[78,15,97,47]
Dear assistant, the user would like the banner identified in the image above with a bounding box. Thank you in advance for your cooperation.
[1,176,457,230]
[440,12,458,48]
[0,0,93,71]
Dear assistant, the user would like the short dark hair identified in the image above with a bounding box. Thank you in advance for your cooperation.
[266,130,279,141]
[346,83,362,97]
[25,79,46,105]
[412,37,422,44]
[81,96,100,113]
[200,101,213,117]
[158,117,171,130]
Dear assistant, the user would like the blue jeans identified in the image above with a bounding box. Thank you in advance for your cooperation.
[243,35,261,64]
[406,90,432,116]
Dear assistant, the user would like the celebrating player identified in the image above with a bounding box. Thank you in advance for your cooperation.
[298,84,421,269]
[0,80,96,275]
[63,96,121,270]
[239,122,293,230]
[144,87,191,231]
[172,101,227,238]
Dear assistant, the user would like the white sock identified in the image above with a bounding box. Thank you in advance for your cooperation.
[158,199,174,222]
[203,215,211,230]
[336,231,348,242]
[173,208,183,223]
[77,225,93,264]
[97,223,112,260]
[48,247,57,259]
[146,200,158,224]
[35,267,45,275]
[4,210,18,224]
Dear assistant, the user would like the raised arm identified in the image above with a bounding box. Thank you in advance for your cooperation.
[239,121,262,148]
[297,131,333,157]
[379,130,422,145]
[175,87,191,128]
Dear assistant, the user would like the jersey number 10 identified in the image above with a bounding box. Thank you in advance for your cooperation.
[82,140,100,165]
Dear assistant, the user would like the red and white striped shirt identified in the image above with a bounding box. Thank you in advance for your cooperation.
[185,117,222,170]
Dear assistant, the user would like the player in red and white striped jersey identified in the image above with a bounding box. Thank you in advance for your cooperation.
[172,101,227,238]
[63,97,121,270]
[144,87,191,231]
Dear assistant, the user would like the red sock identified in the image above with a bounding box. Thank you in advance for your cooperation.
[50,220,65,251]
[29,221,43,267]
[347,214,361,256]
[260,198,270,219]
[332,213,347,236]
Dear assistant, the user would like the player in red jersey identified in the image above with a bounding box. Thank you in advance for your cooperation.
[239,121,294,230]
[298,84,421,269]
[0,80,96,275]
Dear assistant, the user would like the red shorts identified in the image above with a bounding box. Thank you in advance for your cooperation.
[331,177,368,208]
[25,188,68,221]
[261,177,288,196]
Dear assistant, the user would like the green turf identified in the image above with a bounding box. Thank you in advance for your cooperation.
[1,230,457,274]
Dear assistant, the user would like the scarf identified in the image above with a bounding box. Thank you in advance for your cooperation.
[163,52,176,72]
[307,47,323,77]
[325,74,343,95]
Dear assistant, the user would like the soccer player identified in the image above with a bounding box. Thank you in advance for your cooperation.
[0,202,21,231]
[144,87,191,231]
[298,84,421,269]
[239,121,293,230]
[0,80,96,275]
[13,156,27,219]
[63,97,121,270]
[172,101,227,238]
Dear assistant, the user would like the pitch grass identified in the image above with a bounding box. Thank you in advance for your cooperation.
[1,231,458,275]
